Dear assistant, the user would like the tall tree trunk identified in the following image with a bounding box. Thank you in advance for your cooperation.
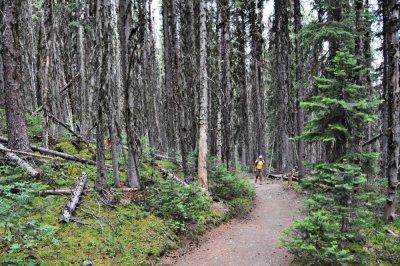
[95,0,109,193]
[78,0,91,140]
[198,0,208,190]
[220,0,234,171]
[294,0,305,179]
[271,0,291,172]
[384,0,400,223]
[109,0,121,188]
[1,0,31,152]
[380,0,389,179]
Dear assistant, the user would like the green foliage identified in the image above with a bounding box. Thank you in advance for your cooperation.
[282,162,378,264]
[0,182,58,262]
[283,51,381,265]
[145,179,212,234]
[25,113,43,143]
[139,136,155,164]
[53,138,79,155]
[301,51,381,150]
[208,158,255,216]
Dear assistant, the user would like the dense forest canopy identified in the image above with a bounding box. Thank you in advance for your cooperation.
[1,0,400,264]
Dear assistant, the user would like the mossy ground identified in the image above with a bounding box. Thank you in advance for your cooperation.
[0,134,251,265]
[0,114,254,265]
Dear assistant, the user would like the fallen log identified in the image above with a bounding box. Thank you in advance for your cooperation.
[0,136,96,165]
[0,145,53,160]
[42,187,139,196]
[154,154,182,165]
[0,143,41,177]
[154,162,188,186]
[268,173,300,182]
[59,172,88,223]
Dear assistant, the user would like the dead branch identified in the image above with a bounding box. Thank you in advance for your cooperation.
[154,154,182,165]
[386,229,400,240]
[0,143,41,177]
[362,132,383,147]
[0,144,53,160]
[48,113,89,145]
[41,187,139,196]
[154,162,188,186]
[59,172,88,223]
[0,136,96,165]
[268,173,300,182]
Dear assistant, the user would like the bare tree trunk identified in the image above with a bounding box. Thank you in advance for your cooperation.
[1,0,31,152]
[78,0,90,140]
[384,0,400,223]
[95,0,109,193]
[109,0,121,188]
[380,0,390,179]
[220,0,234,171]
[294,0,305,179]
[198,0,208,190]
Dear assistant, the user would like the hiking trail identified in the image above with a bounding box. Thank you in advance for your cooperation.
[160,176,304,266]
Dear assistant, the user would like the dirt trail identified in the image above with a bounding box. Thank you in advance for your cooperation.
[160,177,304,266]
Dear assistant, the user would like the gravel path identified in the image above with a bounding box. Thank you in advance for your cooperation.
[160,177,304,266]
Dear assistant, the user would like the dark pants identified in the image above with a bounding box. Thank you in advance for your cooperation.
[255,169,262,182]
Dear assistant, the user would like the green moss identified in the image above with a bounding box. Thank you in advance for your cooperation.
[156,160,179,171]
[1,154,254,265]
[2,192,178,266]
[79,144,96,160]
[54,141,79,155]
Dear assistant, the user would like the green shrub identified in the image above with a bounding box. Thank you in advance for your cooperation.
[282,51,382,265]
[25,113,43,142]
[208,158,255,216]
[0,182,57,261]
[145,179,212,234]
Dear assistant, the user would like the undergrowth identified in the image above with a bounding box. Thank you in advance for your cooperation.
[0,134,254,265]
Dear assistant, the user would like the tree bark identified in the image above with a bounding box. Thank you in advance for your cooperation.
[0,143,41,177]
[198,0,208,190]
[294,0,306,179]
[1,0,31,152]
[384,0,400,223]
[59,172,88,223]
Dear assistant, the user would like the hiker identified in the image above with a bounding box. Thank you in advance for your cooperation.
[254,155,265,184]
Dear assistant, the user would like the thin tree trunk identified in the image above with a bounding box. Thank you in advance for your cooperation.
[384,0,400,223]
[78,0,90,140]
[198,0,208,190]
[294,0,305,179]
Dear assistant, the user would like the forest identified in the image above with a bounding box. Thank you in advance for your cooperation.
[1,0,400,265]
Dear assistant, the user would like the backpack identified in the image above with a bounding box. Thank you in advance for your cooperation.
[255,159,264,170]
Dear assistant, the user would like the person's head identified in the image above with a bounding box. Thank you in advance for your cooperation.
[259,155,263,159]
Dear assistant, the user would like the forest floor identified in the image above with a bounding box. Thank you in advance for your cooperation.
[159,176,305,266]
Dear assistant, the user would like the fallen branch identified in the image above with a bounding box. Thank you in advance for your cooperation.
[268,173,300,182]
[386,229,400,240]
[48,113,88,144]
[154,154,182,165]
[59,172,88,223]
[42,187,139,195]
[362,132,383,147]
[0,143,41,177]
[0,144,53,160]
[154,162,188,186]
[0,136,96,165]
